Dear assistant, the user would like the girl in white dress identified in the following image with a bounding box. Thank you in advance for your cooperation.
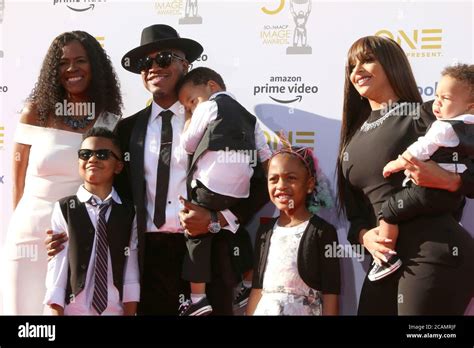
[3,31,122,314]
[247,147,340,316]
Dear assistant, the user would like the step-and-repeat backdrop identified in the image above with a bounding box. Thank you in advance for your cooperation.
[0,0,472,314]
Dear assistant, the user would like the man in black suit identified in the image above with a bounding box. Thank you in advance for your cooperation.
[114,24,269,315]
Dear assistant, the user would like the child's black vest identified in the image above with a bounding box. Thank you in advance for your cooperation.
[58,195,135,304]
[430,120,474,171]
[252,215,341,294]
[187,94,257,182]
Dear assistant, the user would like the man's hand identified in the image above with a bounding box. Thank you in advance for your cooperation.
[178,196,211,237]
[123,302,138,316]
[45,230,68,261]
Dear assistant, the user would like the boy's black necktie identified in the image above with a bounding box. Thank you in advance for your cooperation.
[89,197,112,315]
[153,110,173,229]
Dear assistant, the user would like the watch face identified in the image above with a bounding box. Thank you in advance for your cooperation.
[209,222,221,234]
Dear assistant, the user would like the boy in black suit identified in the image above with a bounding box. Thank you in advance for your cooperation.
[44,127,139,315]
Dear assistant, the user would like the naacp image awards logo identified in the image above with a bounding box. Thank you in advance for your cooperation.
[179,0,202,24]
[260,0,312,55]
[286,0,312,54]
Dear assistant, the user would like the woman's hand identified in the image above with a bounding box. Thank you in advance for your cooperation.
[45,230,68,261]
[359,227,396,266]
[398,156,461,192]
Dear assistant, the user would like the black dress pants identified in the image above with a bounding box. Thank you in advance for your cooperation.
[139,233,189,315]
[139,232,239,315]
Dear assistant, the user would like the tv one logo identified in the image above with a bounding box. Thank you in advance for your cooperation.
[376,29,443,57]
[264,130,315,150]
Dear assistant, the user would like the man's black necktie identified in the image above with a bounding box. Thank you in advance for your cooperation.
[153,110,173,229]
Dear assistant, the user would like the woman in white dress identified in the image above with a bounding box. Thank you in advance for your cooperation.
[3,31,122,314]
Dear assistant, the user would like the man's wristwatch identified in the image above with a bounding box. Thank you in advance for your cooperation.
[208,210,221,234]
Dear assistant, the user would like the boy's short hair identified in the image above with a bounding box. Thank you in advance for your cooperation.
[82,127,122,157]
[442,63,474,101]
[176,67,226,92]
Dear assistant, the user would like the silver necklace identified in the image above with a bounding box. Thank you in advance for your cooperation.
[62,115,94,130]
[360,102,407,132]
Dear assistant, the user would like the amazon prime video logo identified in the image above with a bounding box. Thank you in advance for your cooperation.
[254,75,318,104]
[53,0,106,12]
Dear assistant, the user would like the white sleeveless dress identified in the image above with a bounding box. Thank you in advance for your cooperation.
[2,113,119,314]
[253,221,323,316]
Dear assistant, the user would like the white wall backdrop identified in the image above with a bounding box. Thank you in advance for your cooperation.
[0,0,472,315]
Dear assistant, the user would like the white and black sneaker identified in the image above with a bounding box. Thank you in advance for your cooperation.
[368,255,402,281]
[233,284,251,310]
[178,298,213,316]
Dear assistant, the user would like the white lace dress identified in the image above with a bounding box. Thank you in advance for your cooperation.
[2,113,119,314]
[254,221,323,316]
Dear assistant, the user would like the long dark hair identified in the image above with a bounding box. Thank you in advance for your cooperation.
[336,36,422,214]
[27,31,122,124]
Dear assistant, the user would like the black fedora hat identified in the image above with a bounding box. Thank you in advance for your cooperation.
[122,24,203,74]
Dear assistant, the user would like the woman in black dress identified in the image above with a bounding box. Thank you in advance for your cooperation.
[337,36,474,315]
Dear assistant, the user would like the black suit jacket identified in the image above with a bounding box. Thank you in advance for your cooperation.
[114,105,269,276]
[115,105,151,276]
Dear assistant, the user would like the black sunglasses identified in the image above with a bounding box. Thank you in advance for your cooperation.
[78,149,121,161]
[138,51,187,71]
